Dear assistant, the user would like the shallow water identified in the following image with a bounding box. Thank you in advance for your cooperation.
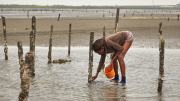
[0,46,180,101]
[1,8,180,18]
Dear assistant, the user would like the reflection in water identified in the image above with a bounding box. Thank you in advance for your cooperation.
[87,81,126,101]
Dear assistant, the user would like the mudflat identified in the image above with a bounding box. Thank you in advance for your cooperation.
[0,17,180,48]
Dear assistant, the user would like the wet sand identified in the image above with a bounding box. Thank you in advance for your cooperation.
[0,17,180,49]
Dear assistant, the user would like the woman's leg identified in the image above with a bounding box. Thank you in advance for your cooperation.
[113,59,118,75]
[111,53,118,75]
[118,39,133,77]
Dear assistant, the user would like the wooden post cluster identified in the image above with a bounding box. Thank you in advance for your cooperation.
[114,8,119,33]
[48,25,53,63]
[58,14,60,21]
[157,22,165,92]
[68,23,71,56]
[31,16,36,53]
[1,16,8,60]
[103,26,106,38]
[88,32,94,83]
[18,52,34,101]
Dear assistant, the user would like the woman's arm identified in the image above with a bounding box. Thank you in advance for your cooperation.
[92,53,106,81]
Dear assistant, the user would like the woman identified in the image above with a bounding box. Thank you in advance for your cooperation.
[92,31,133,83]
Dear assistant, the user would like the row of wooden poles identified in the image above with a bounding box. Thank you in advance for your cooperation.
[1,15,71,100]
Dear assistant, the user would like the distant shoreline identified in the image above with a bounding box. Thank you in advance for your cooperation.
[1,5,180,9]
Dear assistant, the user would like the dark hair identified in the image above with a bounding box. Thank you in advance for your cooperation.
[92,39,103,51]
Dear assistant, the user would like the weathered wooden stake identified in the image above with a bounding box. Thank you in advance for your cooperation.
[68,23,71,56]
[158,39,165,92]
[17,41,24,78]
[168,18,169,21]
[178,14,179,21]
[103,26,105,38]
[58,14,60,21]
[27,11,29,18]
[158,22,162,51]
[30,31,35,52]
[48,25,53,63]
[31,16,36,54]
[88,32,94,83]
[1,16,8,60]
[25,52,35,77]
[114,8,119,33]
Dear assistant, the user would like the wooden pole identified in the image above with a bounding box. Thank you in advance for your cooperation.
[68,23,71,56]
[158,39,165,92]
[26,52,35,77]
[1,16,8,60]
[27,11,29,18]
[158,22,162,51]
[17,41,24,78]
[58,14,60,21]
[48,25,53,63]
[88,32,94,83]
[103,26,105,38]
[114,8,119,33]
[31,16,36,54]
[178,14,179,21]
[30,31,35,53]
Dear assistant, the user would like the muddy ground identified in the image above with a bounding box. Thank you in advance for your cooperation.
[0,17,180,49]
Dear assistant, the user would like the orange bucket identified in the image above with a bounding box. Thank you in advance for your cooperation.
[103,66,115,78]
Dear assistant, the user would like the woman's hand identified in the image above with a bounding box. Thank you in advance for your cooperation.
[92,72,99,81]
[110,60,114,67]
[92,75,97,81]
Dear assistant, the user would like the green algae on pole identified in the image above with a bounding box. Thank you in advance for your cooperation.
[88,32,94,83]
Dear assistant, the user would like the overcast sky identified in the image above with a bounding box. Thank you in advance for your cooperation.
[1,0,180,6]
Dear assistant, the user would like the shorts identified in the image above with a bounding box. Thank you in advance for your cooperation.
[124,31,133,41]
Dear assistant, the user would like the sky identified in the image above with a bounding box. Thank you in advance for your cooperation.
[0,0,180,6]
